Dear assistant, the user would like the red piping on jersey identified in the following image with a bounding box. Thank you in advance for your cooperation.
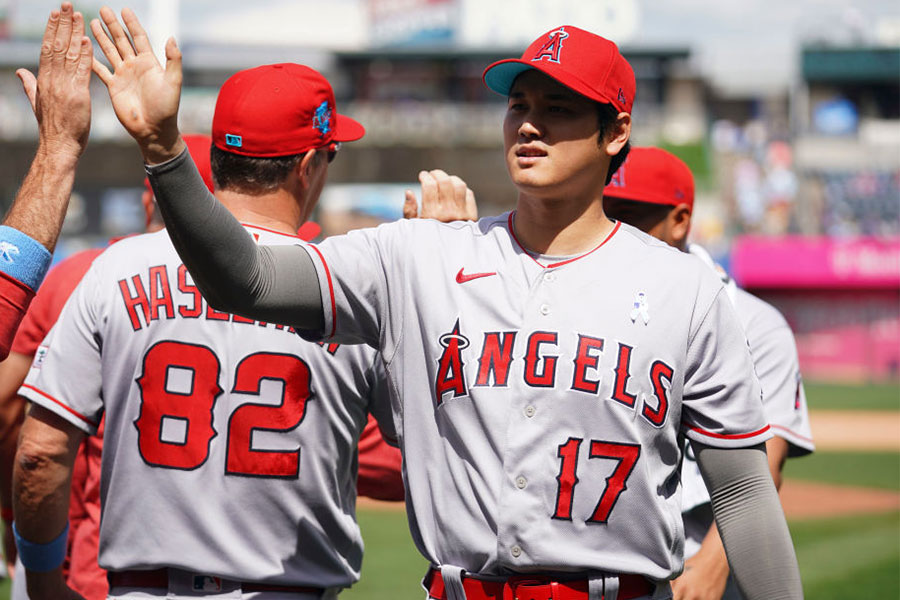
[241,223,302,240]
[507,212,621,269]
[21,384,99,428]
[684,423,771,440]
[306,245,337,339]
[770,424,814,444]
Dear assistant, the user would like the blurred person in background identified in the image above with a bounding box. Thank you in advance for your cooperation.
[602,146,815,600]
[0,3,93,360]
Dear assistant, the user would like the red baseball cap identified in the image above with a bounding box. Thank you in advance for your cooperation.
[212,63,365,158]
[483,25,635,114]
[145,133,214,193]
[603,147,695,210]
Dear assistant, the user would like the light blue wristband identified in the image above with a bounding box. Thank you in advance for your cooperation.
[12,521,68,573]
[0,225,52,291]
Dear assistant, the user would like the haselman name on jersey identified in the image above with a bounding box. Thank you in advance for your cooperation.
[118,264,301,334]
[435,318,674,428]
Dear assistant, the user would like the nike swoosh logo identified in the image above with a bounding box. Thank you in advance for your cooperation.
[456,268,497,284]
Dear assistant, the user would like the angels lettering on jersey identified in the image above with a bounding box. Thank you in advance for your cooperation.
[433,317,674,428]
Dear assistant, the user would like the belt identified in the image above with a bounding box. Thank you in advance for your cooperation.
[425,567,653,600]
[108,569,324,595]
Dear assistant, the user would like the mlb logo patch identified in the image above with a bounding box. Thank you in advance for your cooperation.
[192,575,223,592]
[225,134,242,147]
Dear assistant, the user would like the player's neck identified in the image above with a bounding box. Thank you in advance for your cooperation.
[513,195,616,256]
[215,189,302,235]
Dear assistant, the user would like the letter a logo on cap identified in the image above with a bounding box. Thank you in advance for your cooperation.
[531,27,569,64]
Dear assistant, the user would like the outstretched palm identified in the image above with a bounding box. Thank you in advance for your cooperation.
[91,7,183,160]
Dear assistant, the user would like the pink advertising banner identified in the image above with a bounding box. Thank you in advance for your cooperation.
[732,236,900,289]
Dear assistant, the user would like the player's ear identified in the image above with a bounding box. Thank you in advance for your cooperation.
[297,148,321,191]
[603,112,631,157]
[669,203,692,248]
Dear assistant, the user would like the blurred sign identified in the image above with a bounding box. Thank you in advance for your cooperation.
[368,0,457,47]
[732,236,900,289]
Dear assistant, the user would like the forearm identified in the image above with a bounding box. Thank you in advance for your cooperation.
[146,150,324,329]
[694,442,803,600]
[13,406,81,543]
[4,145,80,253]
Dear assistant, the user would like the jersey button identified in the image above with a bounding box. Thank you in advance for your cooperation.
[524,405,536,418]
[511,545,522,558]
[539,303,550,315]
[516,476,527,489]
[543,272,556,283]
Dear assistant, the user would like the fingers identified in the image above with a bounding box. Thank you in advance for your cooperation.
[39,9,60,70]
[15,69,37,114]
[52,2,74,65]
[75,37,93,81]
[164,37,183,87]
[91,56,113,86]
[121,7,153,54]
[418,170,438,216]
[403,190,418,219]
[65,12,85,67]
[90,16,121,69]
[465,188,478,221]
[433,169,455,206]
[99,6,136,62]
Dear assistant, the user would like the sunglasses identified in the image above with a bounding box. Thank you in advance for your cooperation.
[326,142,341,164]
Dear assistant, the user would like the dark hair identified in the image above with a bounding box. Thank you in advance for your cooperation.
[211,146,311,194]
[597,102,631,185]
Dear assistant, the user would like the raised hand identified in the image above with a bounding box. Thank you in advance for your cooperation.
[404,169,478,222]
[15,2,93,160]
[90,6,184,164]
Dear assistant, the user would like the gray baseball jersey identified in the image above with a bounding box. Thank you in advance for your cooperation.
[298,213,770,581]
[681,243,814,558]
[19,226,394,589]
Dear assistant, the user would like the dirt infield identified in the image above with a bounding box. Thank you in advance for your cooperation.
[781,480,900,520]
[780,409,900,520]
[809,410,900,451]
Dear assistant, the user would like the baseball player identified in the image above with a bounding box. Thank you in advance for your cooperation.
[602,147,814,600]
[0,2,93,360]
[92,12,804,600]
[12,50,411,600]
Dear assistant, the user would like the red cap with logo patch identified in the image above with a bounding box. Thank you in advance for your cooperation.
[482,25,635,114]
[212,63,365,158]
[603,147,695,210]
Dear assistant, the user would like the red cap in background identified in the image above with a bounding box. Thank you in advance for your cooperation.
[482,25,635,114]
[212,63,365,158]
[144,133,214,194]
[603,147,695,210]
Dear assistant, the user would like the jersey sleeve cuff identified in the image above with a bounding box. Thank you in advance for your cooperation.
[18,383,99,435]
[0,226,51,292]
[295,243,336,340]
[770,424,816,456]
[682,423,773,449]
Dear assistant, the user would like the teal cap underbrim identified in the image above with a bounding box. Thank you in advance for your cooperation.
[483,60,536,97]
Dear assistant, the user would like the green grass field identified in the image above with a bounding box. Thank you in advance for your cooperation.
[804,381,899,411]
[1,382,897,599]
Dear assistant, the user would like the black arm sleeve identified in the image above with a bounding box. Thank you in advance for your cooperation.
[693,442,804,600]
[145,149,324,331]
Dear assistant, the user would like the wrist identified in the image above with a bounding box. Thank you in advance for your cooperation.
[35,139,83,166]
[138,125,185,165]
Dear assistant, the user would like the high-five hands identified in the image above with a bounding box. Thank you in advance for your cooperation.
[16,2,93,161]
[90,6,185,164]
[404,170,478,223]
